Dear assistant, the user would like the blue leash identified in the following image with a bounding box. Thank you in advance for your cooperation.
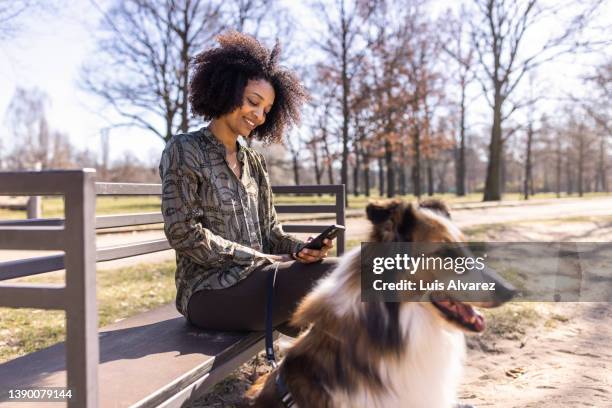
[265,262,279,368]
[265,262,296,407]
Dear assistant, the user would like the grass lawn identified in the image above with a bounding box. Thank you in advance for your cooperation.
[3,191,611,220]
[4,196,163,219]
[274,191,612,209]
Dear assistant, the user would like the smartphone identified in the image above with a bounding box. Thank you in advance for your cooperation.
[300,224,345,251]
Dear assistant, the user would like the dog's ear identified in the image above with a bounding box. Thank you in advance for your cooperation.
[397,203,418,240]
[366,200,400,224]
[419,199,451,219]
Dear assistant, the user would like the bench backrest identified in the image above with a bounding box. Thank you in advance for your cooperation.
[0,169,346,408]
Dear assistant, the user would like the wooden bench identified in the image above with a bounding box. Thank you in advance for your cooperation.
[0,169,345,408]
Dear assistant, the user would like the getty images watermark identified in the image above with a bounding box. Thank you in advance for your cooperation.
[360,242,612,302]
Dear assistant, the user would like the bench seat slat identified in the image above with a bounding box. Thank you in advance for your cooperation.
[0,304,270,408]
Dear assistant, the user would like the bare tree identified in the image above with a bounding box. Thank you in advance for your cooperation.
[361,0,437,198]
[470,0,605,201]
[83,0,224,143]
[3,87,81,170]
[312,0,373,203]
[582,58,612,136]
[404,4,443,199]
[366,1,406,198]
[309,89,337,186]
[0,0,57,39]
[84,0,297,147]
[227,0,272,36]
[100,129,110,180]
[4,87,50,169]
[286,129,302,185]
[554,126,563,197]
[523,116,534,199]
[442,5,476,197]
[0,0,30,38]
[305,134,323,186]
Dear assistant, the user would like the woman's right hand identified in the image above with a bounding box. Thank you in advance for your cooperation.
[257,252,290,263]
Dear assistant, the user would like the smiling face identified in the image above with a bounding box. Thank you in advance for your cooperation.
[222,79,275,138]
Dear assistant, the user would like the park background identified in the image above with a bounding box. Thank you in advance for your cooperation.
[0,0,610,201]
[1,1,611,407]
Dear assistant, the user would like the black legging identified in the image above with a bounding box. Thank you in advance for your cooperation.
[187,258,339,332]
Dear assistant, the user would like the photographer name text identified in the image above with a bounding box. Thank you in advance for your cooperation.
[372,279,496,291]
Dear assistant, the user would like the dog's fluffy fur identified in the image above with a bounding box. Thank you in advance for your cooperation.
[246,199,509,408]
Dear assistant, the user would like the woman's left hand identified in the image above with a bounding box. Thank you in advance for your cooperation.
[293,238,334,264]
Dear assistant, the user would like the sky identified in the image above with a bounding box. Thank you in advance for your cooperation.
[0,0,610,166]
[0,0,170,166]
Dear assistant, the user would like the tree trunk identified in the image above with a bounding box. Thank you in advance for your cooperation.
[292,154,300,185]
[353,148,360,196]
[543,162,550,192]
[597,134,607,192]
[437,157,449,194]
[412,125,421,198]
[483,91,503,201]
[578,136,584,197]
[322,129,334,185]
[385,139,395,197]
[378,156,385,197]
[327,160,334,185]
[523,123,533,200]
[500,146,506,196]
[165,112,173,142]
[310,139,322,196]
[364,157,371,197]
[427,159,434,196]
[311,141,322,185]
[179,8,190,134]
[556,138,562,197]
[399,145,406,196]
[566,151,573,195]
[456,83,467,196]
[340,0,350,206]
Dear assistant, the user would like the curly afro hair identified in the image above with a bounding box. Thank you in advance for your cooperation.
[189,31,308,144]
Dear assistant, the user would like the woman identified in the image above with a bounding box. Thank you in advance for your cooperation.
[159,31,337,332]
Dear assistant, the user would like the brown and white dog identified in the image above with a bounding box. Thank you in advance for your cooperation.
[246,199,514,408]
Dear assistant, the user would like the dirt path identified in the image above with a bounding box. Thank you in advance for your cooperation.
[344,196,612,239]
[461,301,611,407]
[456,219,612,408]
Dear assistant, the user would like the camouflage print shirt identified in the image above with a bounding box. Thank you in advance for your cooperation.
[159,127,304,316]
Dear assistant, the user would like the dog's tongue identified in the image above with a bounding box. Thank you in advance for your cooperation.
[433,297,486,332]
[456,302,485,332]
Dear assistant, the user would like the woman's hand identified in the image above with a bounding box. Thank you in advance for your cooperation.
[258,253,292,263]
[293,238,334,264]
